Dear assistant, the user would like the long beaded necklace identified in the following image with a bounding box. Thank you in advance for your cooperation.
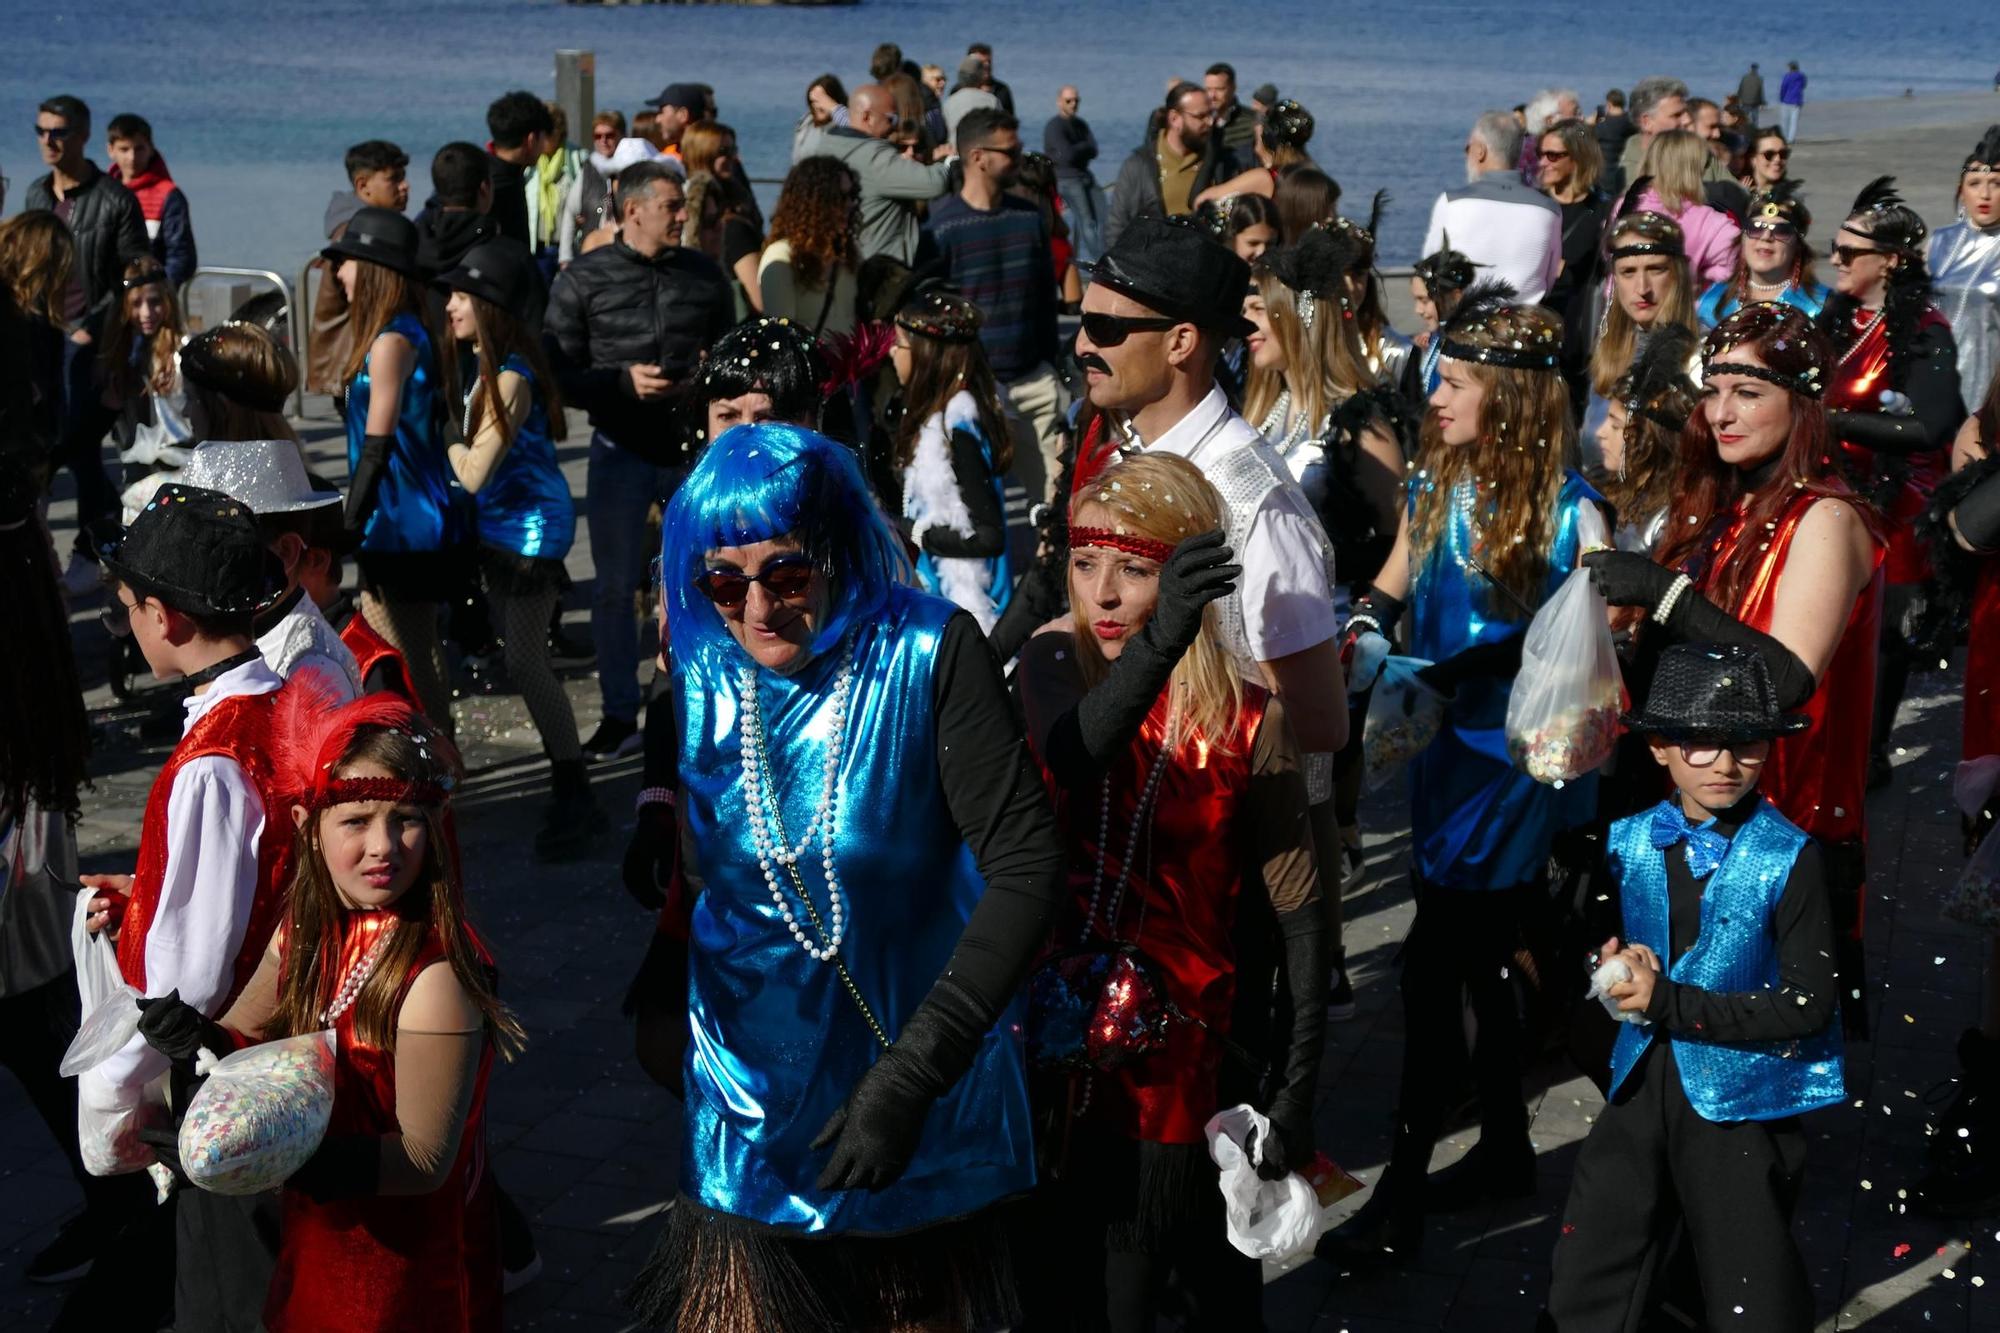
[1076,708,1180,945]
[1836,309,1887,372]
[1256,387,1312,452]
[319,917,400,1027]
[737,638,889,1048]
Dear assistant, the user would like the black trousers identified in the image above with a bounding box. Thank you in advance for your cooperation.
[1382,878,1539,1214]
[1546,1044,1811,1333]
[174,1188,280,1333]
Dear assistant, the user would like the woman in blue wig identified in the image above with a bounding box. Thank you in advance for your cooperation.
[629,422,1064,1333]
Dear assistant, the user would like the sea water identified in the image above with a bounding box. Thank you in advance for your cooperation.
[0,0,1989,272]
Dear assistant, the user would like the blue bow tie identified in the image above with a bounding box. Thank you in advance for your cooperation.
[1650,801,1732,879]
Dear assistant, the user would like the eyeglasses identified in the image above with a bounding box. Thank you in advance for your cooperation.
[1538,149,1571,162]
[1079,311,1181,348]
[33,123,72,141]
[977,142,1023,160]
[593,129,619,141]
[1829,242,1885,264]
[1745,221,1797,239]
[692,554,816,608]
[1677,739,1772,768]
[100,596,138,638]
[1759,148,1791,161]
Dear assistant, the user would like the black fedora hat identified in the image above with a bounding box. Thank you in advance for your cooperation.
[98,483,285,618]
[1084,215,1255,337]
[1622,643,1811,742]
[435,240,537,323]
[321,206,422,281]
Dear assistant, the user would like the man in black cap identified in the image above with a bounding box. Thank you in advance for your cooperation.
[644,82,706,158]
[79,483,296,1330]
[1072,215,1346,754]
[1544,643,1837,1332]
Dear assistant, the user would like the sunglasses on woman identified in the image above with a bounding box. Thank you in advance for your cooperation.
[1079,311,1181,347]
[1759,148,1791,162]
[693,554,816,608]
[1829,242,1885,265]
[1745,221,1797,239]
[1537,148,1571,162]
[1676,739,1771,768]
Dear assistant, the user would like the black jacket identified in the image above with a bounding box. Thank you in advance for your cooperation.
[486,153,530,247]
[24,163,150,328]
[1043,113,1100,182]
[543,240,732,463]
[1104,135,1240,252]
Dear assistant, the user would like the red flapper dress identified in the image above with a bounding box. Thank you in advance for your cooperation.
[1827,307,1950,585]
[1035,687,1268,1144]
[1968,564,2000,761]
[263,912,499,1333]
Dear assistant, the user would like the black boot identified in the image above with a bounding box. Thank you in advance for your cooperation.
[1913,1030,2000,1216]
[1314,1167,1424,1274]
[1421,1128,1538,1214]
[535,759,610,862]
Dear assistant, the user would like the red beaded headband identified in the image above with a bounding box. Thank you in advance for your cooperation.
[1070,526,1175,563]
[307,777,449,811]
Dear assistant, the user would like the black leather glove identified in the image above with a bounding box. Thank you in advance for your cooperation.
[1828,409,1939,457]
[136,990,234,1068]
[1955,465,2000,553]
[622,805,675,912]
[813,974,989,1193]
[1343,585,1406,641]
[1580,549,1678,610]
[343,433,394,533]
[287,1135,381,1203]
[1658,586,1817,711]
[1415,635,1525,696]
[1146,529,1239,653]
[1256,902,1328,1181]
[137,1125,189,1188]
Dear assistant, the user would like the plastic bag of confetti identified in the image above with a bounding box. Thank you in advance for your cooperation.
[1206,1105,1320,1261]
[1587,957,1648,1025]
[179,1030,336,1195]
[1505,508,1625,785]
[1361,656,1448,793]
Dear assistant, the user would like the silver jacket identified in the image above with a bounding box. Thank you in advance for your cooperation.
[1930,220,2000,413]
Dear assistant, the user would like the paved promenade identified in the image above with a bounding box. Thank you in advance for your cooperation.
[2,89,1998,1333]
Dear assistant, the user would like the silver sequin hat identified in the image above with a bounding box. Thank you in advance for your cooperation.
[179,439,341,515]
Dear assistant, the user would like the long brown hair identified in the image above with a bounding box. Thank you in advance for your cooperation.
[1069,453,1246,753]
[0,213,75,325]
[458,293,567,452]
[100,259,183,400]
[185,323,300,443]
[270,724,524,1059]
[1243,267,1375,436]
[1653,308,1878,610]
[893,332,1013,474]
[1409,303,1575,608]
[1591,213,1696,395]
[765,157,860,292]
[338,259,432,387]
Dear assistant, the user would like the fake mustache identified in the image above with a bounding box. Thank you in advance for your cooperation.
[1076,352,1113,376]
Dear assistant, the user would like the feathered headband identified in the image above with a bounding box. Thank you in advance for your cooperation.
[1436,277,1559,372]
[1262,99,1315,151]
[1963,125,2000,174]
[1620,324,1700,432]
[276,685,458,812]
[1745,179,1811,235]
[1845,175,1928,254]
[1413,231,1481,300]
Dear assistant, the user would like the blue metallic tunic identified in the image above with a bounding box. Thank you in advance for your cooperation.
[344,312,458,554]
[1407,470,1601,890]
[467,356,574,562]
[1606,799,1845,1122]
[675,586,1035,1233]
[1695,278,1829,330]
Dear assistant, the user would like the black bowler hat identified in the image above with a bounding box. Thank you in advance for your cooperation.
[1622,644,1811,742]
[321,206,422,281]
[435,240,537,322]
[1085,215,1255,336]
[98,483,285,617]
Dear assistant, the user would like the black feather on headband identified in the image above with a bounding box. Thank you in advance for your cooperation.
[1622,324,1700,431]
[1966,124,2000,173]
[1846,174,1928,253]
[1365,189,1388,245]
[1259,222,1364,298]
[1615,173,1653,222]
[1435,277,1560,372]
[1746,178,1812,235]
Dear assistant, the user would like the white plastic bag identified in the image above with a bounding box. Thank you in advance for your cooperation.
[1361,656,1448,793]
[67,893,161,1175]
[1505,507,1625,785]
[1587,958,1648,1025]
[1204,1104,1320,1261]
[178,1030,337,1196]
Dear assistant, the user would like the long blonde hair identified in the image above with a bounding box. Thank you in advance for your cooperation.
[1639,129,1710,214]
[1068,454,1246,753]
[1410,303,1575,609]
[1590,212,1695,396]
[1242,266,1376,435]
[100,259,183,400]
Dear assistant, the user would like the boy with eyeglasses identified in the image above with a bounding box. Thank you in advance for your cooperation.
[1544,642,1842,1332]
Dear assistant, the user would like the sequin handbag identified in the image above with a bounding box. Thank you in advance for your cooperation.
[1026,943,1174,1073]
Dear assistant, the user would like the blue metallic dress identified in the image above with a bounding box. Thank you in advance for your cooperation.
[465,356,573,594]
[674,585,1035,1235]
[344,311,460,560]
[1407,470,1603,890]
[1696,278,1829,330]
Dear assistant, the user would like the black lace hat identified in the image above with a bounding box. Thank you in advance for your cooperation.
[1622,643,1811,740]
[97,483,285,617]
[1084,215,1255,336]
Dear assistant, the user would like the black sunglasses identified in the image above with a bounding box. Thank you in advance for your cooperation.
[693,554,815,608]
[34,123,73,141]
[1759,148,1792,161]
[1830,242,1885,264]
[1746,221,1797,238]
[1079,311,1181,347]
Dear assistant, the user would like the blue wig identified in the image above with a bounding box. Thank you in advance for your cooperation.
[661,422,912,685]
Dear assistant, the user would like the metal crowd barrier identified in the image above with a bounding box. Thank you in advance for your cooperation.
[178,266,308,418]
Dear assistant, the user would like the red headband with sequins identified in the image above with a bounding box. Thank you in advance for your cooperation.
[308,777,450,811]
[1070,526,1176,563]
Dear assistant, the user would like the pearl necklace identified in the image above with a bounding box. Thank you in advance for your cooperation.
[1836,309,1887,371]
[739,639,856,962]
[1257,388,1313,453]
[1077,711,1179,944]
[319,918,400,1026]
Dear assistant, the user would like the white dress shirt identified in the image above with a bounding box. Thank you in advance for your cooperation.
[257,589,361,703]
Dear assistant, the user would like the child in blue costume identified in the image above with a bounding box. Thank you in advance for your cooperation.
[1326,289,1605,1266]
[629,423,1063,1333]
[326,206,460,729]
[1545,644,1841,1332]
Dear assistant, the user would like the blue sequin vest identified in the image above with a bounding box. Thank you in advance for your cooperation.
[1606,799,1845,1122]
[675,586,1035,1233]
[467,356,574,561]
[1406,470,1601,889]
[344,311,459,554]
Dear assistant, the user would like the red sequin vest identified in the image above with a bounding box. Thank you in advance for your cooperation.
[338,612,420,707]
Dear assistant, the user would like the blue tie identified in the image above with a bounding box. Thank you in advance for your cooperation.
[1649,801,1732,879]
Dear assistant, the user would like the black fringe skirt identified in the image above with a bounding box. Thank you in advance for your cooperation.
[627,1194,1021,1333]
